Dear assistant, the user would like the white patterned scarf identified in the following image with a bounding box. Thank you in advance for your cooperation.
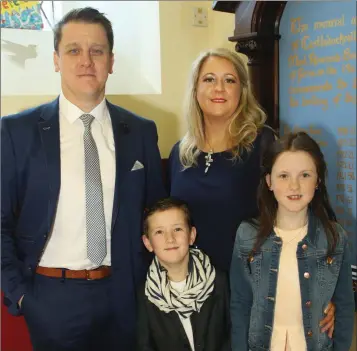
[145,248,216,319]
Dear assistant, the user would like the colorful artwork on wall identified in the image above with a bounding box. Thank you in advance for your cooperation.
[1,1,43,30]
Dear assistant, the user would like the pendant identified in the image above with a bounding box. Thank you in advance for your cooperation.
[204,151,213,173]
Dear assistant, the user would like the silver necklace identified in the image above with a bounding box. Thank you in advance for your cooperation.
[204,150,213,173]
[275,222,308,245]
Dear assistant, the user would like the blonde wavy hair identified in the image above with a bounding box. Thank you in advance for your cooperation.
[179,48,267,168]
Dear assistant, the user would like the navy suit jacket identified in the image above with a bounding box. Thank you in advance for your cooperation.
[1,98,166,346]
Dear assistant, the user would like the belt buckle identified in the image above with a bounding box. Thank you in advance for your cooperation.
[85,270,93,280]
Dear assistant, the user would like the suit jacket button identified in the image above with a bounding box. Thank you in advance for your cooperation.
[302,244,308,250]
[304,272,310,279]
[307,330,313,337]
[305,300,312,307]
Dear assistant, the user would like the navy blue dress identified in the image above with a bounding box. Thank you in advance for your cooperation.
[168,127,275,272]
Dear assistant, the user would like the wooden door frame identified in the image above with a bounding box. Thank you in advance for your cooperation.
[213,1,287,130]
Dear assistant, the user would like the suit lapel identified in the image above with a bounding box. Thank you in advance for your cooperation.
[36,99,137,233]
[38,98,61,226]
[107,101,133,232]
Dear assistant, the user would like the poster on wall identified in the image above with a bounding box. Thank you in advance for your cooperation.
[1,1,43,30]
[279,2,356,306]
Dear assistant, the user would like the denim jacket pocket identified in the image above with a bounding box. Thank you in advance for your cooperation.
[239,251,263,288]
[316,253,343,293]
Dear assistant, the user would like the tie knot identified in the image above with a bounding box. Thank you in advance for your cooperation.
[80,114,95,128]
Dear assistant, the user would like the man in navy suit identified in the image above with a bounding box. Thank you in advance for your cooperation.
[1,7,166,351]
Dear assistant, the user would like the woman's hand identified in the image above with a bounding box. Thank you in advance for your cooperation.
[319,301,335,338]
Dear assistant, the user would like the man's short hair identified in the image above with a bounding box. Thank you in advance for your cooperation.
[54,7,114,53]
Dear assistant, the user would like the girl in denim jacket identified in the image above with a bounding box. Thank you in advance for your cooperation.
[230,132,354,351]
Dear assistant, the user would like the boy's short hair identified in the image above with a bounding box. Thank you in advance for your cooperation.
[143,197,193,237]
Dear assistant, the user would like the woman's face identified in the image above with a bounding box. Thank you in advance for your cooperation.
[196,56,241,122]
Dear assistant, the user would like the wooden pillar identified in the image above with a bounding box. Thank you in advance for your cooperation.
[213,1,287,130]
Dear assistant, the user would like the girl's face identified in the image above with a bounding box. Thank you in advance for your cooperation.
[266,151,318,217]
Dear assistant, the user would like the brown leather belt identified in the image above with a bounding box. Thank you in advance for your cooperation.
[36,266,111,280]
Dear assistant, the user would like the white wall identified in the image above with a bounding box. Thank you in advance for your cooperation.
[1,1,161,96]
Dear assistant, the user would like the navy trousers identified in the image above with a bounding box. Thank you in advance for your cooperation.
[22,273,117,351]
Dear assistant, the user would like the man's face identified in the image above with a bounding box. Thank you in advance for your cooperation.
[54,21,114,103]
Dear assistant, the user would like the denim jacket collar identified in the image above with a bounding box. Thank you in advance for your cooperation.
[267,209,319,249]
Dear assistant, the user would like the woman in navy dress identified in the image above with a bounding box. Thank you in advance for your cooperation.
[167,48,335,334]
[168,48,274,272]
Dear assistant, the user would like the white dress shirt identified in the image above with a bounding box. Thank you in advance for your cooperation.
[170,280,195,351]
[39,93,115,269]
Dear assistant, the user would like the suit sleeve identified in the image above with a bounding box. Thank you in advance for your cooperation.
[1,117,26,315]
[136,287,156,351]
[143,121,167,207]
[230,228,253,351]
[332,232,355,351]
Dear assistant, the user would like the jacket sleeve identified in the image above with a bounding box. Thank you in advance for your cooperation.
[332,232,355,351]
[1,117,26,316]
[230,229,253,351]
[136,286,157,351]
[143,121,167,207]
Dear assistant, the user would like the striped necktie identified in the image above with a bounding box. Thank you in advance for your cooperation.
[80,114,107,266]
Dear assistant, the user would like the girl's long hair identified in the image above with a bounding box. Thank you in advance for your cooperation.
[252,131,339,257]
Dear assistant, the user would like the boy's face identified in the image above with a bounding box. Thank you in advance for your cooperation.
[142,208,196,270]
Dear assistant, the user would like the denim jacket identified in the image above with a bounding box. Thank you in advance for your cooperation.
[230,213,354,351]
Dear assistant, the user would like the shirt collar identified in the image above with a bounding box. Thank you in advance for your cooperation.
[59,92,108,125]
